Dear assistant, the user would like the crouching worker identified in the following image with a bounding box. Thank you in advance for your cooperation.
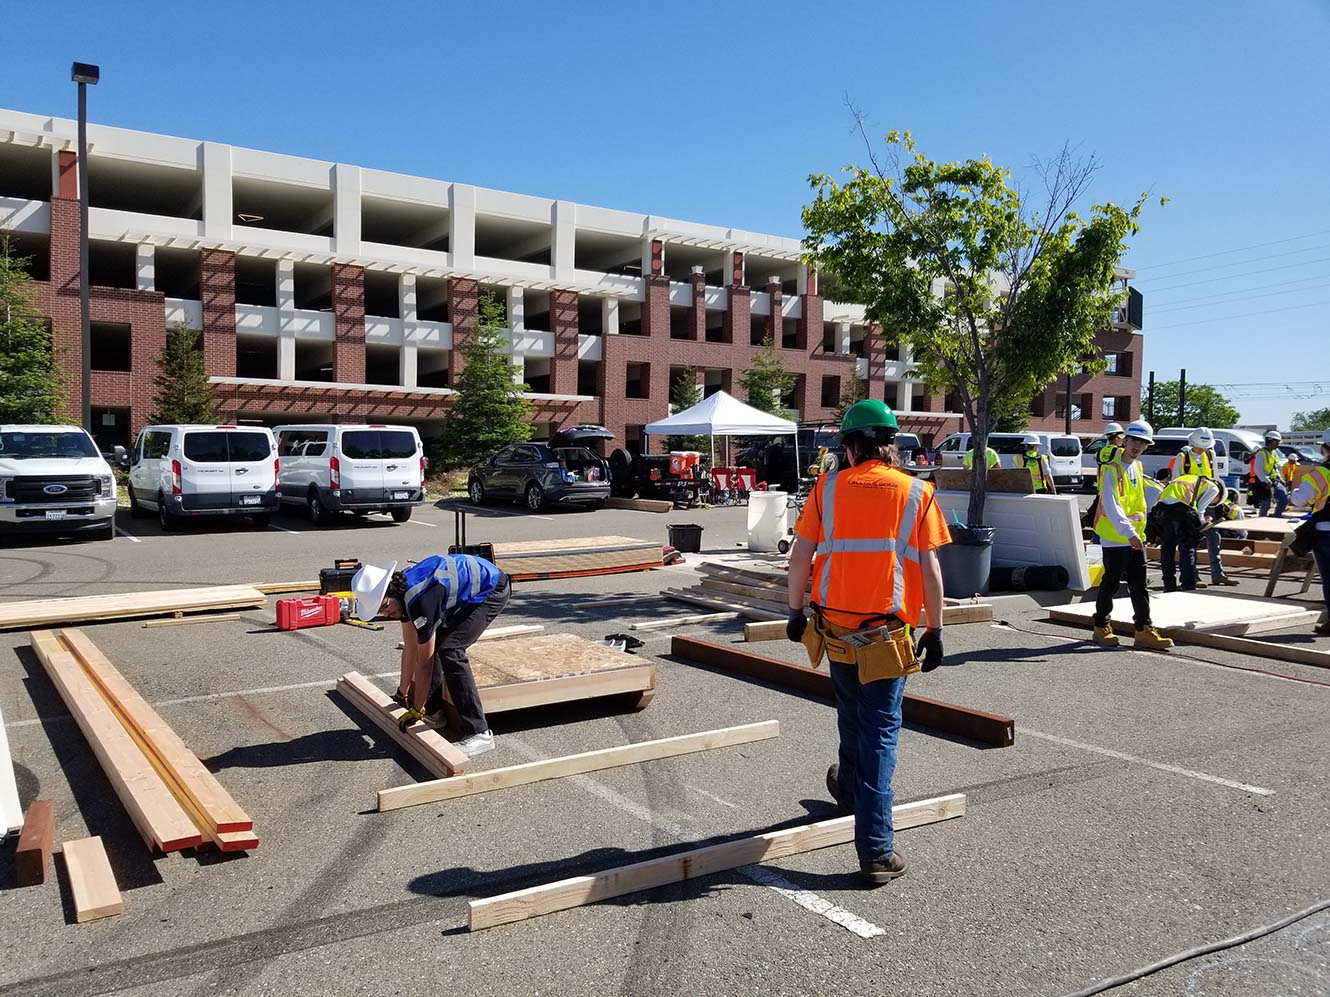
[785,400,950,886]
[1148,473,1222,592]
[351,555,510,757]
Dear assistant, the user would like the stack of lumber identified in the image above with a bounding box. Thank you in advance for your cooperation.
[337,673,469,778]
[30,629,257,853]
[0,585,267,631]
[492,536,664,581]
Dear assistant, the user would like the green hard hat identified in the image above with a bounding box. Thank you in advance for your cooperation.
[835,399,899,441]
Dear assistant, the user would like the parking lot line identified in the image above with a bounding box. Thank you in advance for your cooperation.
[268,525,301,534]
[406,519,436,527]
[1021,728,1275,796]
[114,525,142,543]
[740,864,886,939]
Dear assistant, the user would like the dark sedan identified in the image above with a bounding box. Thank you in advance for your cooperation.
[467,426,614,512]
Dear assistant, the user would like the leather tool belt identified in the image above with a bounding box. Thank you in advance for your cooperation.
[802,607,919,683]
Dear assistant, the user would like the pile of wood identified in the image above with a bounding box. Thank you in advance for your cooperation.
[663,563,792,621]
[30,629,257,854]
[492,536,663,581]
[0,585,267,631]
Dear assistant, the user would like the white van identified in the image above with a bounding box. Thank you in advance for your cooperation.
[1157,427,1246,484]
[126,425,278,531]
[1033,433,1084,488]
[274,424,424,524]
[938,432,1079,485]
[0,425,118,541]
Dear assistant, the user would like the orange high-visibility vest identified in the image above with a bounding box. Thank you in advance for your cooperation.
[804,461,946,630]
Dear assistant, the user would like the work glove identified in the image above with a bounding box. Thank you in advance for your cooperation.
[391,688,410,709]
[397,707,426,732]
[915,628,944,672]
[786,609,808,644]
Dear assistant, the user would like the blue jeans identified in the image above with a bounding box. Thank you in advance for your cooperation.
[1313,529,1330,617]
[828,661,906,864]
[1205,530,1229,582]
[1260,482,1289,518]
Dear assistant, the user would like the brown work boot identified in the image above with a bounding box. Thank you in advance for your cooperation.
[1212,576,1240,587]
[860,851,907,885]
[1092,624,1120,647]
[1134,626,1174,651]
[826,764,851,814]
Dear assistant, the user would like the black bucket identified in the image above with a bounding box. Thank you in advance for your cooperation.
[667,523,704,554]
[938,525,995,597]
[989,564,1070,592]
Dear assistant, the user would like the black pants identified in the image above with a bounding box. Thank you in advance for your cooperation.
[1093,546,1151,629]
[1157,515,1198,591]
[424,574,510,737]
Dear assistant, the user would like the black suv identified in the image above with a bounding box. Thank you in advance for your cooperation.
[467,426,614,512]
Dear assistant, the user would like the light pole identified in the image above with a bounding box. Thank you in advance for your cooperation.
[71,61,99,434]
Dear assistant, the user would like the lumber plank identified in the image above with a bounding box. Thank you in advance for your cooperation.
[62,836,123,922]
[142,613,242,628]
[60,629,252,834]
[0,699,21,836]
[629,611,739,632]
[1146,547,1281,570]
[253,581,319,594]
[671,636,1015,748]
[742,603,996,642]
[1051,605,1320,641]
[605,497,673,513]
[1161,628,1330,669]
[468,793,966,930]
[699,578,795,610]
[581,595,664,608]
[478,665,655,715]
[664,588,784,621]
[379,721,781,811]
[16,800,54,886]
[338,672,468,777]
[396,623,546,650]
[30,632,201,853]
[0,585,266,631]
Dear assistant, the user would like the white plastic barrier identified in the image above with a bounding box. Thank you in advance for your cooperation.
[747,490,790,552]
[933,492,1090,591]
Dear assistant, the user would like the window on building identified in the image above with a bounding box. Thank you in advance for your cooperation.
[1102,396,1117,419]
[1104,352,1119,374]
[820,375,840,408]
[577,361,599,397]
[626,362,649,399]
[90,323,131,372]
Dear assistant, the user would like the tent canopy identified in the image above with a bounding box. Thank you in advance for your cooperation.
[643,390,797,437]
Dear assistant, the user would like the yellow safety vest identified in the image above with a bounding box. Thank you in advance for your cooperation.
[1159,473,1217,509]
[1096,444,1120,465]
[1095,458,1148,544]
[1304,465,1330,513]
[1249,447,1280,483]
[963,447,999,470]
[1169,449,1213,480]
[1021,451,1051,491]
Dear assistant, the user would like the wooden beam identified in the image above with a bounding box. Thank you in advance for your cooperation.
[62,837,123,923]
[630,611,738,632]
[581,595,664,608]
[478,665,655,715]
[671,637,1015,748]
[605,497,673,513]
[467,793,967,930]
[663,588,784,621]
[1159,628,1330,669]
[378,721,781,811]
[30,632,201,853]
[337,672,468,777]
[0,585,266,630]
[742,603,995,642]
[60,629,252,834]
[253,581,319,595]
[396,624,546,650]
[16,800,54,886]
[142,613,242,628]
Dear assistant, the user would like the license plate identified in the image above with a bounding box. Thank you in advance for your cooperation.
[240,495,260,506]
[45,510,67,521]
[392,491,410,501]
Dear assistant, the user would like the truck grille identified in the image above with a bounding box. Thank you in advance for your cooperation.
[8,476,101,503]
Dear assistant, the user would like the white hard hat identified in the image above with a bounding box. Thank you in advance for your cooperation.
[351,561,398,621]
[1023,432,1041,447]
[1321,428,1330,447]
[1265,430,1282,443]
[1124,419,1155,444]
[1104,422,1125,437]
[1189,427,1215,449]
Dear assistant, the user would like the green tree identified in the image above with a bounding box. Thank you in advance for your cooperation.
[1143,380,1239,429]
[0,237,63,423]
[739,334,798,416]
[833,375,867,421]
[803,126,1157,524]
[150,323,217,424]
[440,290,532,468]
[1291,406,1330,432]
[666,367,707,453]
[991,394,1031,434]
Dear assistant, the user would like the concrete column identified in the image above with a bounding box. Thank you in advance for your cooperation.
[836,321,851,355]
[505,286,525,331]
[276,260,296,380]
[511,353,526,387]
[552,200,575,282]
[449,184,476,269]
[333,163,362,256]
[399,273,418,389]
[135,244,155,292]
[201,142,232,242]
[717,252,733,286]
[601,296,619,335]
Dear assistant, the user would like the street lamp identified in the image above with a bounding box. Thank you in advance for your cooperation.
[71,61,99,434]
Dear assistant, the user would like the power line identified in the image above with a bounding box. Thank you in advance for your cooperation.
[1146,299,1330,331]
[1144,257,1330,293]
[1131,228,1330,271]
[1145,272,1330,311]
[1150,279,1330,315]
[1132,242,1330,282]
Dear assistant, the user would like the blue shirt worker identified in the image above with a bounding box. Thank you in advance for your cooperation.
[352,554,511,757]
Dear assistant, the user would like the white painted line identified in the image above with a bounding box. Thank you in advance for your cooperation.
[739,864,886,939]
[269,524,301,534]
[685,784,739,809]
[1021,728,1275,796]
[406,519,436,527]
[114,526,142,543]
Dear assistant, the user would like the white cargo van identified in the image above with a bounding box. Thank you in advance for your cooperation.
[126,425,278,531]
[274,424,424,524]
[938,432,1075,480]
[0,425,118,541]
[1033,433,1084,488]
[1157,427,1247,485]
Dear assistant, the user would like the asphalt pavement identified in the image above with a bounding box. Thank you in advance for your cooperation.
[1,494,1328,997]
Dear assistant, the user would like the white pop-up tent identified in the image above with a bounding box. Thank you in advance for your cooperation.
[643,390,799,472]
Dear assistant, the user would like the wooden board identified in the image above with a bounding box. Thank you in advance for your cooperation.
[581,595,665,608]
[671,637,1015,748]
[663,588,784,622]
[0,699,22,836]
[1158,628,1330,669]
[61,836,123,922]
[1048,591,1311,634]
[629,612,739,632]
[378,721,781,811]
[1146,547,1283,571]
[491,536,662,581]
[479,665,656,715]
[933,466,1035,493]
[742,603,996,642]
[1228,517,1297,537]
[142,613,242,629]
[467,633,648,686]
[16,800,54,886]
[0,585,266,631]
[30,632,201,853]
[468,793,966,930]
[338,672,469,777]
[605,497,673,513]
[253,581,319,594]
[396,624,546,649]
[60,629,252,834]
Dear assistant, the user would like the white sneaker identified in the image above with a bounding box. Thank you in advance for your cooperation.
[453,729,495,758]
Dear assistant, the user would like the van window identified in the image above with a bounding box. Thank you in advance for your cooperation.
[341,430,417,460]
[144,431,171,460]
[279,430,328,458]
[1144,438,1190,457]
[227,433,272,462]
[988,436,1029,455]
[183,432,229,463]
[1049,437,1081,457]
[379,431,417,459]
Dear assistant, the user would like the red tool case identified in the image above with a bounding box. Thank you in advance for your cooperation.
[275,595,342,631]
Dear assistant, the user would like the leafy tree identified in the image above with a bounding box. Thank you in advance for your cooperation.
[0,237,63,423]
[666,367,707,453]
[833,375,867,421]
[991,394,1031,434]
[740,334,798,416]
[150,323,217,424]
[1291,406,1330,432]
[803,125,1157,524]
[440,290,532,468]
[1144,380,1239,429]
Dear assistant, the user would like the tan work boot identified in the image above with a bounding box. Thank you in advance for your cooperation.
[1092,625,1120,647]
[1134,626,1174,651]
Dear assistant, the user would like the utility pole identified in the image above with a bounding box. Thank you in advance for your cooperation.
[71,61,100,434]
[1177,368,1187,427]
[1063,371,1072,435]
[1146,371,1155,425]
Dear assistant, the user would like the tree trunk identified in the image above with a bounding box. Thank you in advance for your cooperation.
[967,400,989,528]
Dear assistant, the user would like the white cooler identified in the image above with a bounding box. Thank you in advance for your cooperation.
[747,490,790,552]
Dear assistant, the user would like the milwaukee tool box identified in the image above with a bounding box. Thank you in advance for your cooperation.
[275,595,342,631]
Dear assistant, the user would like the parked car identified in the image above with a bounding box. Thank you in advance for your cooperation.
[468,426,613,512]
[126,424,278,531]
[0,424,118,541]
[275,423,425,524]
[736,426,842,493]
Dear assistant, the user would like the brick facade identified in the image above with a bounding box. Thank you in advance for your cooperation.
[446,276,479,383]
[199,248,237,378]
[330,263,366,384]
[548,288,579,395]
[1028,327,1142,433]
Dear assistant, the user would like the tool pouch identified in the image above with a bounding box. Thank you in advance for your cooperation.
[853,623,919,684]
[801,618,826,668]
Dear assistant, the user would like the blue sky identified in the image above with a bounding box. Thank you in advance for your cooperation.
[4,0,1327,427]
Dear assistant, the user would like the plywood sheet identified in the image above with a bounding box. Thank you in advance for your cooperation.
[933,492,1091,591]
[0,585,266,630]
[1227,517,1296,537]
[468,633,645,687]
[933,467,1035,493]
[491,536,662,579]
[1048,591,1309,632]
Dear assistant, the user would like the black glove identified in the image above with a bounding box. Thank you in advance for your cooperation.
[915,628,944,672]
[786,610,807,643]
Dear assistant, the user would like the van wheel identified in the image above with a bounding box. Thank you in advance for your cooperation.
[525,483,546,513]
[127,488,148,519]
[158,493,179,532]
[391,508,411,523]
[307,492,333,525]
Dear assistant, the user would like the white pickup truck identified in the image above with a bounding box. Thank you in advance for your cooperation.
[0,425,118,542]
